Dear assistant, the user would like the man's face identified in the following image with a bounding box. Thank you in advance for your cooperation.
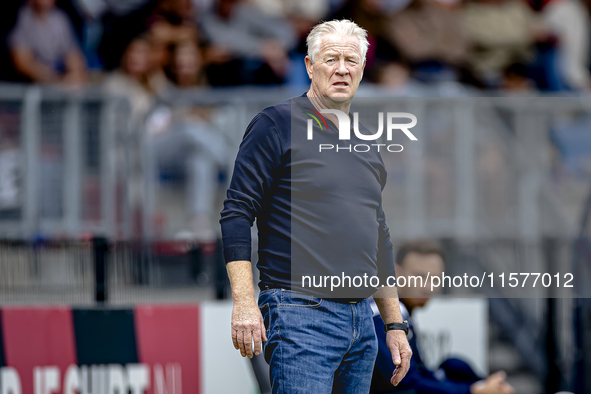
[305,34,365,103]
[30,0,56,12]
[395,252,445,310]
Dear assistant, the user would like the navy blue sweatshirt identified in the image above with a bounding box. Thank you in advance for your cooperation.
[220,93,396,301]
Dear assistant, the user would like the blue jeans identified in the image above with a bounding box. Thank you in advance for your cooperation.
[258,288,378,394]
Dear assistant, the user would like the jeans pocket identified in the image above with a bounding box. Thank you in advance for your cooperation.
[260,302,271,337]
[258,288,276,308]
[279,289,323,308]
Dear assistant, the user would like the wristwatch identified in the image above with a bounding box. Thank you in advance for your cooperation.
[384,320,409,336]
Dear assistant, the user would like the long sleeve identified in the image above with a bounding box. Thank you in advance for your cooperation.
[376,201,396,284]
[220,113,283,263]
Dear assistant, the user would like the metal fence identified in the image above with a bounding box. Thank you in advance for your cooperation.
[0,239,94,304]
[141,92,588,242]
[1,84,589,241]
[0,84,132,239]
[0,238,225,305]
[0,83,590,391]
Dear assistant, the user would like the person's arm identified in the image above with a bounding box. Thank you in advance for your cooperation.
[470,372,515,394]
[63,50,87,84]
[220,113,282,358]
[10,47,59,83]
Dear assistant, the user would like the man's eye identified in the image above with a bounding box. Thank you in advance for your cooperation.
[348,59,357,64]
[327,59,335,63]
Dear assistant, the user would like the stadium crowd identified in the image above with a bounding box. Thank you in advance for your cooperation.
[0,0,591,92]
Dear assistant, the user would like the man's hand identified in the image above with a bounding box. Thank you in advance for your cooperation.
[386,329,412,386]
[471,371,515,394]
[231,300,268,358]
[373,293,412,386]
[226,260,267,359]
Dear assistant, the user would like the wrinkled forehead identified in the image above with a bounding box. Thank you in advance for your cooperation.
[317,34,362,58]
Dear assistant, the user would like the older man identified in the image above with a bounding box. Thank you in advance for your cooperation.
[220,20,411,393]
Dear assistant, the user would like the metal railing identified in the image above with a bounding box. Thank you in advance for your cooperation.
[0,84,133,239]
[0,237,226,305]
[1,83,588,241]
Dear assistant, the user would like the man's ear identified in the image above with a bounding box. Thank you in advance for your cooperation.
[305,56,313,79]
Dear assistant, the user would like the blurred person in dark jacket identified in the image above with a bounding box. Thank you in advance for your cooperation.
[371,240,515,394]
[8,0,87,84]
[200,0,297,85]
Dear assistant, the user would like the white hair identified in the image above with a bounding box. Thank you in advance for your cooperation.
[306,19,369,63]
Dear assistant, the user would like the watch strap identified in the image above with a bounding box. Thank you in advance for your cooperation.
[384,320,409,335]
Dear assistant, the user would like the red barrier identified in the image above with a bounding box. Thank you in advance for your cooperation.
[1,307,77,394]
[134,305,201,394]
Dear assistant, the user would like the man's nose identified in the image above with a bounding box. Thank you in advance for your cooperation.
[336,60,349,75]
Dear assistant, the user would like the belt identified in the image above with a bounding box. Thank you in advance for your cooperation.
[261,285,366,304]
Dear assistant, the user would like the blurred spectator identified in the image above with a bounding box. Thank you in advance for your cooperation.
[331,0,415,81]
[370,240,515,394]
[541,0,590,90]
[376,62,412,89]
[103,34,165,236]
[389,0,467,65]
[501,61,536,91]
[98,0,204,72]
[251,0,330,86]
[103,34,166,127]
[145,41,227,241]
[200,0,297,85]
[97,0,158,70]
[145,105,227,241]
[8,0,87,84]
[387,0,484,85]
[69,0,154,70]
[164,39,205,86]
[462,0,546,87]
[73,0,154,18]
[149,0,202,70]
[252,0,329,21]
